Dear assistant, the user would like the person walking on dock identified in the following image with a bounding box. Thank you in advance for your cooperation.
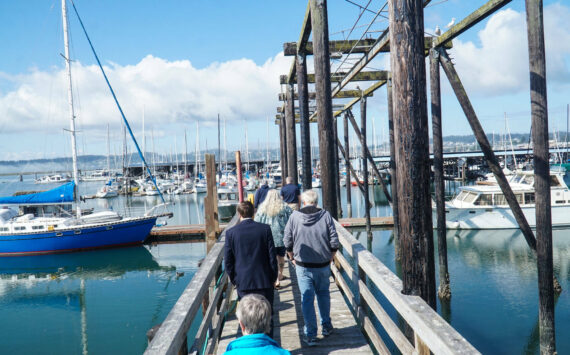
[255,189,293,288]
[223,294,290,355]
[283,190,338,346]
[225,201,278,336]
[280,176,300,211]
[254,179,271,209]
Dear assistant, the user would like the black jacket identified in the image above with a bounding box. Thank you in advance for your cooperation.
[224,219,278,291]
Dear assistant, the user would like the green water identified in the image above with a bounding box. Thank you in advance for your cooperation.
[1,177,569,354]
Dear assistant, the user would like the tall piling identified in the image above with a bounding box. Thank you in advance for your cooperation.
[430,48,451,300]
[286,83,298,185]
[296,52,312,190]
[279,115,288,185]
[344,113,352,218]
[525,0,556,352]
[333,117,342,217]
[310,0,337,218]
[361,96,372,239]
[387,76,400,261]
[388,0,436,310]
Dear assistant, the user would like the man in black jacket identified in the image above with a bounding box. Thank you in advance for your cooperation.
[224,201,278,335]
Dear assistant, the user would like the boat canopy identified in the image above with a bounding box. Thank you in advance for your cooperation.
[0,182,75,205]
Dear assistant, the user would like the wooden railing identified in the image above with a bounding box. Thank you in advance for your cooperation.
[332,221,480,355]
[144,214,239,355]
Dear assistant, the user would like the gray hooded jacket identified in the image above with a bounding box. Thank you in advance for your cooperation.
[283,206,339,268]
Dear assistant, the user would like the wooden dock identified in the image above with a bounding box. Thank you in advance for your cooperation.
[217,262,372,354]
[147,216,393,243]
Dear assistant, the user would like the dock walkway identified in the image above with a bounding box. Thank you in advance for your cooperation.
[217,262,372,354]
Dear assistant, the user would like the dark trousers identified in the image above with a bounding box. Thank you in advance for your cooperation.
[237,288,275,338]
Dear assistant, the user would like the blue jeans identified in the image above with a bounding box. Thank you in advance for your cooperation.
[295,264,332,338]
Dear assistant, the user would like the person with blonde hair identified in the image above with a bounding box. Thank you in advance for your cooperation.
[255,189,293,288]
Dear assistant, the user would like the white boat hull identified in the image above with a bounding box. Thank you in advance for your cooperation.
[438,204,570,230]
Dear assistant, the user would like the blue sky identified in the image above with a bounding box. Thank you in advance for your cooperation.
[0,1,569,163]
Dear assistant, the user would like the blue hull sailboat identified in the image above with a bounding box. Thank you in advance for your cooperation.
[0,0,170,256]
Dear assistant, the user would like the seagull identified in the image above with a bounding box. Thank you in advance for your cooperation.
[446,17,456,28]
[435,25,441,36]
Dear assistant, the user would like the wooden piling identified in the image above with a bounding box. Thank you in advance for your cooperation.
[279,115,288,184]
[389,0,436,309]
[286,83,298,184]
[525,0,556,352]
[235,151,244,203]
[430,48,451,300]
[310,0,337,218]
[204,154,220,252]
[296,52,312,190]
[387,76,401,261]
[344,113,352,218]
[333,116,343,217]
[361,96,372,238]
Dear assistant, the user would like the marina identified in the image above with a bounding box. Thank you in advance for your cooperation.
[0,0,570,354]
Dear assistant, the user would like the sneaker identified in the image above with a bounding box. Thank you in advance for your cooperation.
[322,326,334,337]
[303,336,318,347]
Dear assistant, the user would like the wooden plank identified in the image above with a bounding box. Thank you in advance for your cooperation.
[278,89,373,101]
[433,0,512,48]
[335,253,414,354]
[284,37,450,56]
[282,70,389,85]
[217,262,372,354]
[334,222,481,354]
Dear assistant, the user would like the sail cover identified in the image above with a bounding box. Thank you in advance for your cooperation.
[0,182,75,204]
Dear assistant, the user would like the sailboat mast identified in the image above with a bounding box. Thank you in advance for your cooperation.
[184,130,188,178]
[62,0,80,217]
[142,107,145,177]
[245,120,249,172]
[106,124,110,174]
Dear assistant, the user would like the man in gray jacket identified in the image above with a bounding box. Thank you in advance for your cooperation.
[283,189,339,346]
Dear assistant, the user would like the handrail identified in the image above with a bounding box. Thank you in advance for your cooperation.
[333,220,481,355]
[144,214,239,355]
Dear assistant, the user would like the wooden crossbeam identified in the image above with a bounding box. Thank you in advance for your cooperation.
[276,104,345,114]
[433,0,512,48]
[283,37,450,56]
[285,2,312,85]
[281,70,388,85]
[277,89,373,101]
[331,81,387,119]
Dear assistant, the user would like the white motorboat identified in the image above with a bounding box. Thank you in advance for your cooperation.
[438,171,570,229]
[217,187,238,221]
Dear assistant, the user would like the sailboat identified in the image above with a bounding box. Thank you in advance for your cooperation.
[0,0,170,256]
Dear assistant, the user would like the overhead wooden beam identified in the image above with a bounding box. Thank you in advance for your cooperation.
[284,39,377,56]
[283,37,450,56]
[433,0,512,48]
[285,2,312,85]
[330,81,387,119]
[281,70,389,84]
[277,104,345,114]
[278,89,373,101]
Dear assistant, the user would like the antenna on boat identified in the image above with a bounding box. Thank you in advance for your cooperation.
[62,0,81,218]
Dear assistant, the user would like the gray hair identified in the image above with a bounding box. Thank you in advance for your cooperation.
[236,294,271,335]
[285,176,293,184]
[301,189,318,206]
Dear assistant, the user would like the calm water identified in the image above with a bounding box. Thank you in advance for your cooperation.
[1,176,569,354]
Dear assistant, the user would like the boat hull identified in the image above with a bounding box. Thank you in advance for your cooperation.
[0,217,157,256]
[438,204,570,230]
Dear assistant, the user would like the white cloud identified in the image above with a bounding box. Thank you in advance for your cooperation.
[449,3,570,96]
[0,53,290,136]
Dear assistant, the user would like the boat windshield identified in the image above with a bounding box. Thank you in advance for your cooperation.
[454,191,469,202]
[474,194,492,206]
[550,175,562,187]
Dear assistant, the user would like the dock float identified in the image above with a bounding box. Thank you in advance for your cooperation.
[217,261,372,354]
[147,217,394,243]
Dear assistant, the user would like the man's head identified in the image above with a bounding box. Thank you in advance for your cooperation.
[237,294,271,335]
[285,176,293,184]
[301,189,318,207]
[237,201,254,219]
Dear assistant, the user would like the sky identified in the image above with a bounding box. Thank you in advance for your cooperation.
[0,0,569,162]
